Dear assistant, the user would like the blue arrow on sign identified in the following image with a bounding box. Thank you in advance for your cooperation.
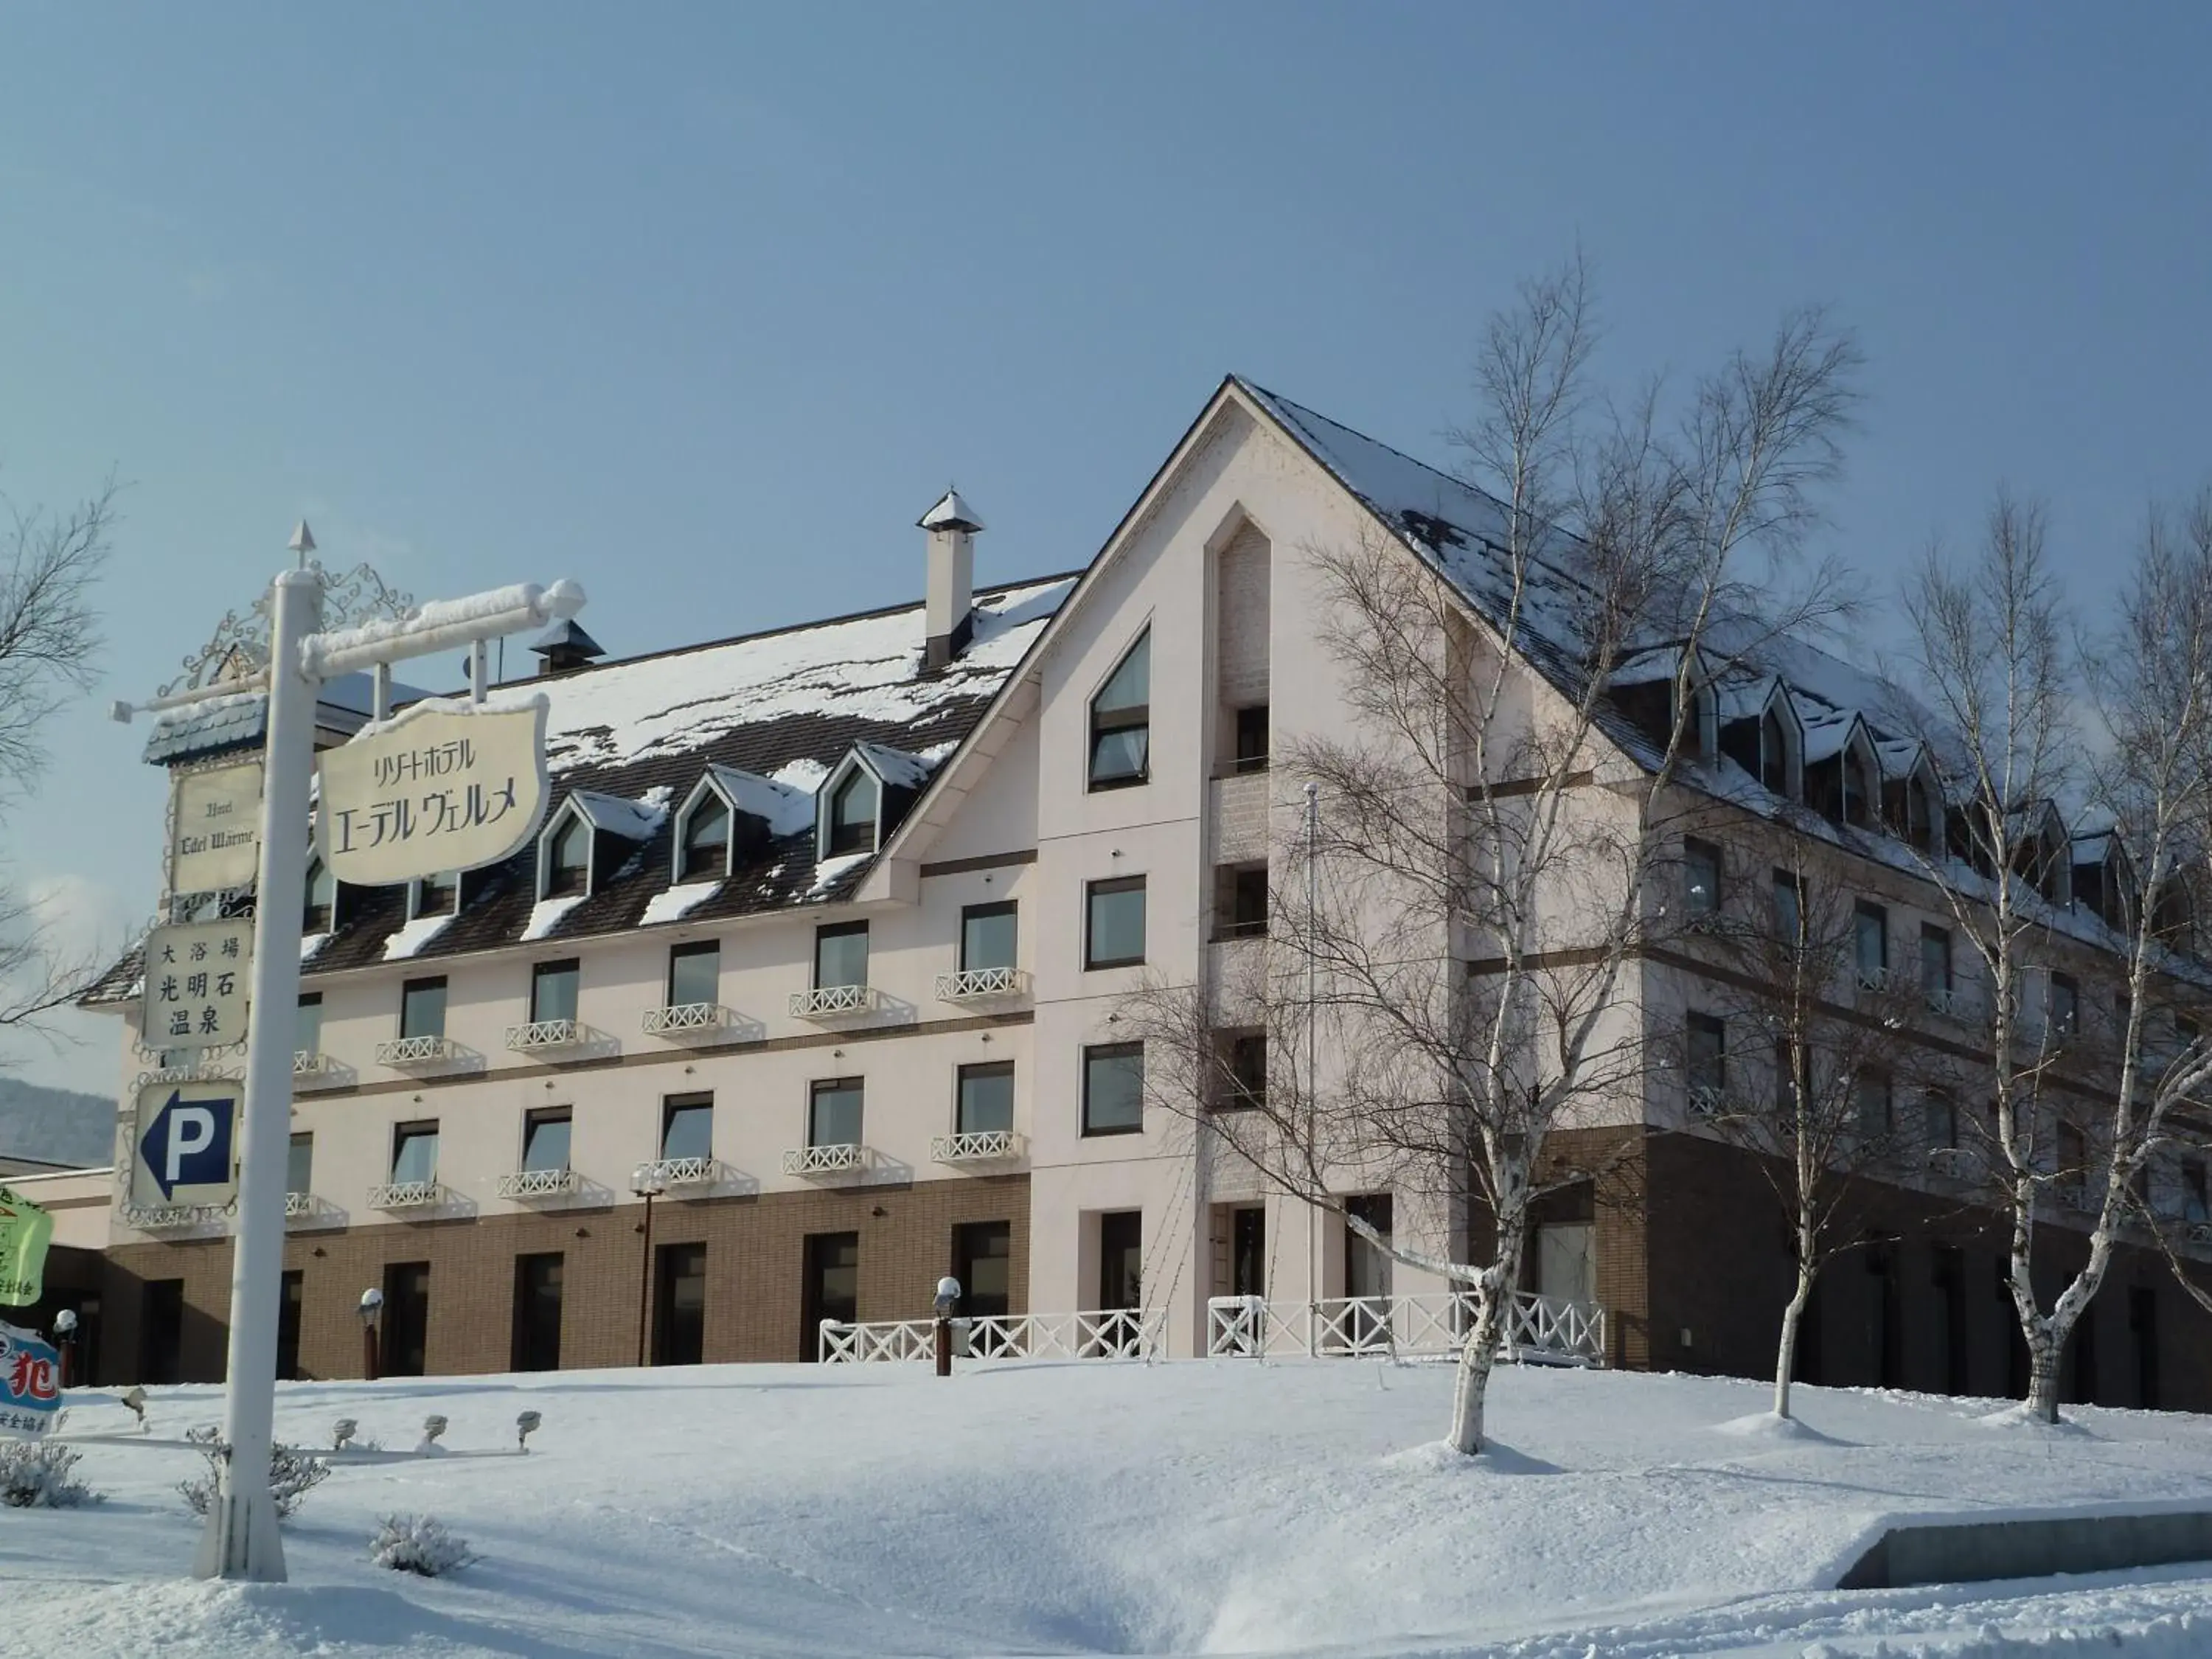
[139,1089,236,1200]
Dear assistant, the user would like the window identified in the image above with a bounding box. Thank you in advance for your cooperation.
[1771,869,1803,943]
[400,976,447,1041]
[1853,1071,1893,1141]
[680,793,731,882]
[1098,1211,1142,1309]
[802,1232,860,1354]
[304,858,334,934]
[654,1242,706,1366]
[2183,1158,2209,1225]
[512,1253,563,1373]
[1085,877,1147,970]
[391,1121,439,1186]
[667,941,720,1009]
[1760,707,1791,793]
[2050,972,2079,1038]
[809,1077,864,1149]
[953,1220,1012,1319]
[828,771,878,857]
[1683,838,1722,920]
[960,902,1018,973]
[2056,1123,2088,1208]
[295,993,323,1060]
[1088,630,1151,790]
[1215,1029,1265,1110]
[661,1092,714,1162]
[813,921,869,990]
[1843,747,1875,827]
[1854,902,1889,984]
[1082,1041,1146,1135]
[531,959,580,1026]
[1774,1039,1808,1115]
[1686,1012,1726,1111]
[1234,704,1269,773]
[545,812,591,898]
[522,1107,572,1173]
[956,1062,1015,1135]
[381,1262,431,1378]
[1919,923,1953,1003]
[1217,864,1267,940]
[286,1132,313,1197]
[414,869,459,918]
[1924,1090,1958,1150]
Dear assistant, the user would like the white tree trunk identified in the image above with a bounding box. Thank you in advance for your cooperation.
[1773,1263,1813,1421]
[1447,1250,1520,1455]
[2023,1323,2062,1423]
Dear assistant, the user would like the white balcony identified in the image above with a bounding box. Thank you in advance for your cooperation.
[120,1200,233,1232]
[642,1002,729,1038]
[284,1192,313,1218]
[783,1142,866,1178]
[933,967,1029,1005]
[633,1155,719,1190]
[375,1034,454,1068]
[1686,1085,1726,1120]
[504,1018,582,1053]
[789,984,877,1021]
[931,1129,1025,1165]
[496,1166,581,1200]
[293,1050,328,1077]
[368,1180,443,1211]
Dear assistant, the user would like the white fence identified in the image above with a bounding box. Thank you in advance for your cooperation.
[819,1308,1163,1363]
[1205,1290,1606,1366]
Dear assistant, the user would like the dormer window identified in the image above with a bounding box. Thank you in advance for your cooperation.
[1088,630,1151,790]
[1760,708,1790,795]
[545,811,591,899]
[681,793,731,883]
[305,858,334,934]
[411,870,459,919]
[828,771,878,857]
[1843,745,1875,829]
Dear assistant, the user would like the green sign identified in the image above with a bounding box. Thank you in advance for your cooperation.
[0,1187,54,1307]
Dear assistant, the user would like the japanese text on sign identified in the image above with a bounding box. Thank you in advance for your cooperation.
[317,703,548,886]
[142,919,254,1051]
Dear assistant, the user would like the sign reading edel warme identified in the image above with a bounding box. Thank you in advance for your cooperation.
[316,700,549,886]
[171,761,264,894]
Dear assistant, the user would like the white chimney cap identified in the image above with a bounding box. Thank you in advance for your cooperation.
[918,488,984,533]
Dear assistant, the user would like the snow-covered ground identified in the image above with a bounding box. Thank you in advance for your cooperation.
[7,1359,2212,1657]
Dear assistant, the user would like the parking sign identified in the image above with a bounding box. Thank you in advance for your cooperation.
[131,1079,240,1210]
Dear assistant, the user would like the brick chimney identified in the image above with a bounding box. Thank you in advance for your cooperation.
[919,488,981,671]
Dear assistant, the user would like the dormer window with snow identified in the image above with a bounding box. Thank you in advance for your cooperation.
[411,870,460,920]
[828,772,878,857]
[304,857,334,935]
[535,790,668,903]
[1761,708,1793,796]
[1088,629,1151,791]
[1717,680,1800,801]
[680,793,731,883]
[544,810,591,899]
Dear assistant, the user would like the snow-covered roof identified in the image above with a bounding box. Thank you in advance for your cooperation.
[563,790,667,841]
[918,489,984,532]
[698,765,815,839]
[851,741,939,793]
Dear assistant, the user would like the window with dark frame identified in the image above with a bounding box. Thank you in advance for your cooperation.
[959,902,1018,973]
[390,1121,439,1186]
[1920,922,1954,1001]
[828,771,878,856]
[1686,1012,1725,1110]
[545,812,591,898]
[295,992,323,1059]
[1082,1042,1145,1135]
[1097,1210,1143,1308]
[521,1107,572,1172]
[1085,877,1147,970]
[1683,839,1722,919]
[956,1062,1015,1135]
[1215,1029,1265,1110]
[1771,869,1803,943]
[813,921,869,990]
[1233,704,1270,773]
[1924,1089,1958,1150]
[661,1093,714,1162]
[415,869,460,918]
[530,959,580,1026]
[1088,630,1151,790]
[286,1132,313,1197]
[809,1077,864,1149]
[2050,971,2079,1037]
[667,940,720,1009]
[2184,1158,2210,1225]
[953,1220,1012,1319]
[1853,1071,1893,1141]
[681,793,731,883]
[2057,1122,2088,1208]
[399,976,448,1040]
[1854,901,1889,984]
[1774,1038,1808,1114]
[1216,864,1267,939]
[304,858,334,934]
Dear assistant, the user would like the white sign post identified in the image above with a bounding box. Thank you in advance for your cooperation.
[113,534,583,1583]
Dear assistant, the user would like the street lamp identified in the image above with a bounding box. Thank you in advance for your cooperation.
[358,1287,384,1382]
[631,1166,667,1369]
[933,1276,961,1379]
[52,1308,78,1389]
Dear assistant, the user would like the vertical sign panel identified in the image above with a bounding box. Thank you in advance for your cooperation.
[171,762,265,894]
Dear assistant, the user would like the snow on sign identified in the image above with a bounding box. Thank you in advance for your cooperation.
[316,699,549,886]
[170,760,263,894]
[141,917,254,1051]
[131,1080,239,1210]
[0,1322,61,1439]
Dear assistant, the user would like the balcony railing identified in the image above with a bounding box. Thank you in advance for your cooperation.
[933,967,1029,1004]
[632,1155,718,1190]
[2188,1221,2212,1246]
[821,1307,1163,1364]
[783,1142,866,1177]
[930,1129,1024,1165]
[1204,1289,1607,1367]
[293,1050,329,1077]
[368,1180,443,1211]
[504,1018,582,1053]
[120,1200,234,1232]
[1687,1084,1726,1120]
[789,984,876,1020]
[284,1192,314,1218]
[375,1034,453,1067]
[642,1002,728,1037]
[496,1166,580,1200]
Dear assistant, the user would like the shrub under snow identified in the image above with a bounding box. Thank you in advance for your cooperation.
[371,1513,477,1577]
[177,1426,330,1520]
[0,1431,99,1509]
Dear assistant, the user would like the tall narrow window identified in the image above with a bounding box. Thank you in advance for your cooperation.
[828,771,878,856]
[654,1242,707,1366]
[1683,839,1722,919]
[1217,864,1267,939]
[813,921,869,989]
[2056,1122,2087,1208]
[1098,1211,1143,1309]
[1214,1029,1265,1110]
[661,1092,714,1162]
[681,793,731,882]
[960,902,1018,972]
[1854,902,1889,984]
[667,940,720,1009]
[953,1221,1012,1319]
[545,813,591,898]
[286,1132,313,1197]
[512,1253,563,1373]
[1686,1012,1726,1112]
[1771,870,1803,944]
[521,1107,572,1173]
[1085,877,1147,969]
[391,1121,439,1186]
[295,993,324,1060]
[1088,630,1151,790]
[1082,1042,1145,1135]
[414,869,459,918]
[2050,971,2079,1038]
[304,858,334,934]
[956,1062,1015,1135]
[1760,708,1790,793]
[1234,705,1270,773]
[1920,923,1954,1004]
[1853,1071,1893,1141]
[809,1077,864,1149]
[400,977,447,1041]
[2183,1158,2210,1225]
[1924,1090,1958,1150]
[531,959,580,1026]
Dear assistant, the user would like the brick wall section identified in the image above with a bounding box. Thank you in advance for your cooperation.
[100,1175,1030,1384]
[1210,773,1270,863]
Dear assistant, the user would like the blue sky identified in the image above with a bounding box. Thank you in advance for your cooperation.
[2,3,2207,1091]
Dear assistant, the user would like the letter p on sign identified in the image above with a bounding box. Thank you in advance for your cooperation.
[167,1107,216,1187]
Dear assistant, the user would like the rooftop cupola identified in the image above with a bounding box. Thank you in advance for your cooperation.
[920,487,982,670]
[531,618,606,678]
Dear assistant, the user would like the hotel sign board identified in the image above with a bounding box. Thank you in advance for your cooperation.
[316,701,549,886]
[141,917,254,1051]
[170,762,264,894]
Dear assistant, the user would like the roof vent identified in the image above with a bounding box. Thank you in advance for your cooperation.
[532,619,605,678]
[920,488,981,671]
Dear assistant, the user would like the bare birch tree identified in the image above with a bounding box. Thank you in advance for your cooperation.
[1122,260,1860,1455]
